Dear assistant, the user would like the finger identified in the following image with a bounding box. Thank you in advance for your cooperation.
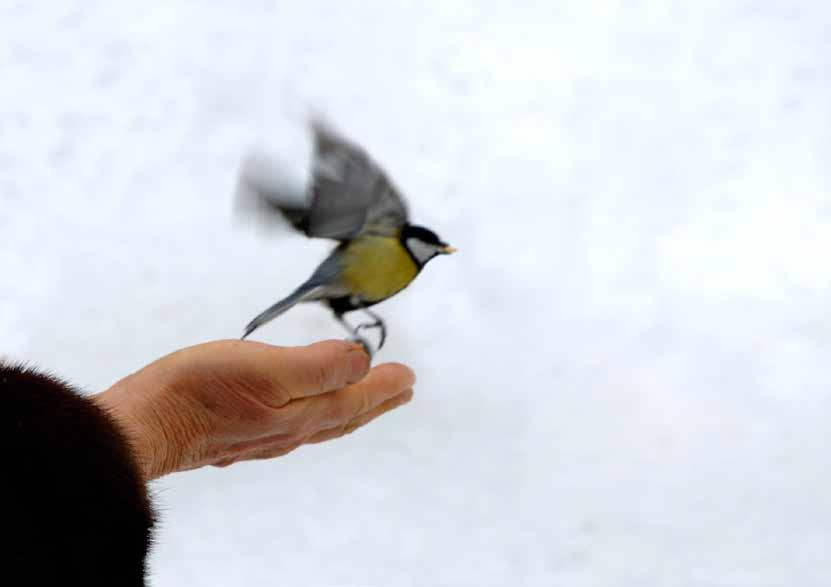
[239,441,303,463]
[237,388,413,460]
[306,388,414,444]
[266,339,371,400]
[225,431,296,454]
[289,363,415,434]
[228,363,415,450]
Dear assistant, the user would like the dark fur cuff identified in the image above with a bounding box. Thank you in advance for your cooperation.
[0,364,154,586]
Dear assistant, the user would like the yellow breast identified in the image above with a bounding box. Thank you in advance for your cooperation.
[340,235,419,301]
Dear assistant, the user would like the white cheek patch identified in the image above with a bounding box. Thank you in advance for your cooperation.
[406,238,439,264]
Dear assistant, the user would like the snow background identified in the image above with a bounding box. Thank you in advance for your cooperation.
[2,1,830,585]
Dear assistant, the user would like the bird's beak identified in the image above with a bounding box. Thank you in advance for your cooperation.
[439,245,457,255]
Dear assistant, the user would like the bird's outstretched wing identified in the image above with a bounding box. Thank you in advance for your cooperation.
[307,121,409,239]
[234,149,308,232]
[234,121,409,240]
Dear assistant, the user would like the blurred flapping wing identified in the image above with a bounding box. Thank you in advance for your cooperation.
[234,121,410,240]
[306,121,409,239]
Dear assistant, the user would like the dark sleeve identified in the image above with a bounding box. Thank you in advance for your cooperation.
[0,364,154,586]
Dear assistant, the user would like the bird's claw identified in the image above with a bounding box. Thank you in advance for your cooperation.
[355,320,386,350]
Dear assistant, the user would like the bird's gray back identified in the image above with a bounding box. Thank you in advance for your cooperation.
[304,247,350,299]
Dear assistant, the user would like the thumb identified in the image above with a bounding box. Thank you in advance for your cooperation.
[267,339,371,400]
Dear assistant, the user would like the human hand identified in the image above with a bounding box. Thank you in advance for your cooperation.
[94,339,415,480]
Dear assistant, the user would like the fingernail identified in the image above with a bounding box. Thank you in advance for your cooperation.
[348,346,370,381]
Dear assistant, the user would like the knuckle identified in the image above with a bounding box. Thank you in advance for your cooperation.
[312,360,329,393]
[342,419,361,436]
[267,377,294,408]
[355,389,371,419]
[268,432,301,450]
[326,341,353,384]
[329,390,360,426]
[254,440,302,461]
[289,400,319,436]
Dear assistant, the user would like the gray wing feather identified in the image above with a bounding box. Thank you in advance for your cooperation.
[305,121,409,239]
[234,122,409,240]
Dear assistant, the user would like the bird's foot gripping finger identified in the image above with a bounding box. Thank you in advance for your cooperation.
[355,319,386,350]
[348,335,375,359]
[374,320,387,349]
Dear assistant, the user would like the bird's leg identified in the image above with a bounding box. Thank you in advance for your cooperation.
[334,313,374,357]
[355,307,387,350]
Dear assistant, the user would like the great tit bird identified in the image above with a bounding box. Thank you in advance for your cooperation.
[236,121,455,353]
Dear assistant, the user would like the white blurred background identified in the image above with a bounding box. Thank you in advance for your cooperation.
[2,1,830,585]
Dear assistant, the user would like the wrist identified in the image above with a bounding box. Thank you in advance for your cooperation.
[93,381,180,481]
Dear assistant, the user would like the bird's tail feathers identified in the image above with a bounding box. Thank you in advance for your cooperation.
[241,283,326,339]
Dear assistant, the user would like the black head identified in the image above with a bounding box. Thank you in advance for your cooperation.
[401,224,456,266]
